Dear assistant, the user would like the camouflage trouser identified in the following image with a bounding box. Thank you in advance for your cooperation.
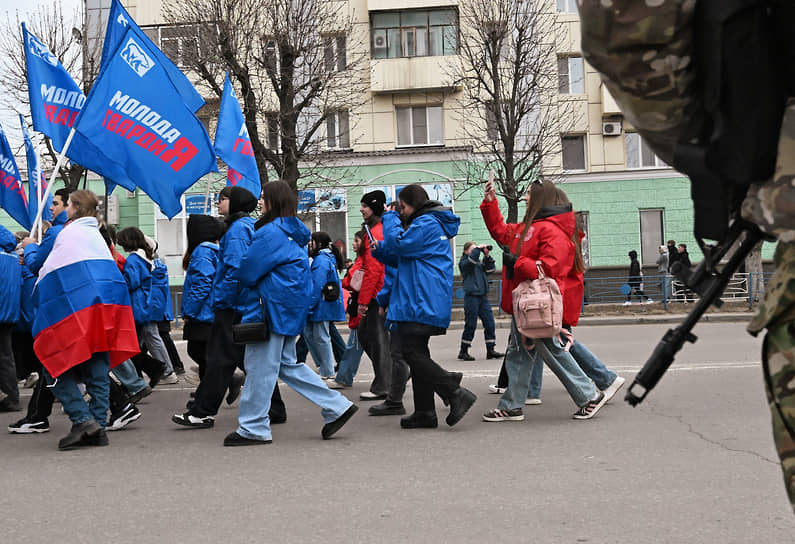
[762,323,795,513]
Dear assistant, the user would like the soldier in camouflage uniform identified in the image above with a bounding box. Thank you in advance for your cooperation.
[578,0,795,512]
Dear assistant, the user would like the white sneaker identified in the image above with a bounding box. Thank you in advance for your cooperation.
[488,384,506,394]
[525,397,542,405]
[602,376,626,403]
[623,301,632,306]
[160,372,179,385]
[645,298,654,304]
[23,372,39,388]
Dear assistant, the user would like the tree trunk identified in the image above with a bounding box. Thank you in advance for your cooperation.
[506,197,519,223]
[745,240,765,302]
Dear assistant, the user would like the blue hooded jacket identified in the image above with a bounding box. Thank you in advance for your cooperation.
[378,203,460,330]
[181,242,219,323]
[211,216,255,312]
[24,210,67,275]
[122,251,153,324]
[18,265,37,332]
[0,227,21,325]
[238,217,312,337]
[308,249,345,322]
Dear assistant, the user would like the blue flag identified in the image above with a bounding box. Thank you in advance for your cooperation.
[0,123,31,229]
[214,73,260,198]
[74,25,218,219]
[22,23,135,193]
[100,0,204,113]
[19,115,52,226]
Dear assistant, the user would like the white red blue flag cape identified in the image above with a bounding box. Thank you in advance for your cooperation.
[214,73,261,198]
[33,216,139,377]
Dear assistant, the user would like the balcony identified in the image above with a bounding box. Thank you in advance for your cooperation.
[370,55,460,93]
[368,0,457,10]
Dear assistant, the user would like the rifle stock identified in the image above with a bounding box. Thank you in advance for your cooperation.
[625,221,765,406]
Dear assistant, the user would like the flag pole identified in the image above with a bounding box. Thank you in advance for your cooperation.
[36,158,42,242]
[31,127,75,235]
[203,176,212,214]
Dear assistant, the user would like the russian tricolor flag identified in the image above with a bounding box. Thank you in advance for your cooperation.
[33,216,139,377]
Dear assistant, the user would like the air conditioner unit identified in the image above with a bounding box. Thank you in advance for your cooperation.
[602,120,622,136]
[373,34,387,51]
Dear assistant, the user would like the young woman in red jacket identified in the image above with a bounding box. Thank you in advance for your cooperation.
[480,180,608,421]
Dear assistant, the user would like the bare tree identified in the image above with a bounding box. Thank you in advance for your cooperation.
[0,1,99,191]
[161,0,370,194]
[454,0,580,222]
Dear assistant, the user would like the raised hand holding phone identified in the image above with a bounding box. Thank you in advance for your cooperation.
[364,224,378,250]
[484,170,496,202]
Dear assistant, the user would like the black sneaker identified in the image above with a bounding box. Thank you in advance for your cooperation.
[108,404,142,431]
[58,420,103,450]
[171,412,214,428]
[223,431,271,447]
[226,373,244,405]
[129,385,152,405]
[322,404,359,440]
[8,416,49,434]
[368,401,406,416]
[400,411,438,429]
[573,391,607,420]
[446,387,477,427]
[457,351,475,361]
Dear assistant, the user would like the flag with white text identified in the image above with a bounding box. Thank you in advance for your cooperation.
[74,25,217,218]
[0,123,31,229]
[100,0,204,113]
[214,73,260,198]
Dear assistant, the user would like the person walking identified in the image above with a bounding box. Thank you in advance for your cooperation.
[0,226,21,413]
[624,250,652,305]
[304,231,346,379]
[377,184,476,429]
[224,181,357,446]
[656,245,670,301]
[457,241,503,361]
[480,180,608,422]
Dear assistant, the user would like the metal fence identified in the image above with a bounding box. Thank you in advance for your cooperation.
[170,271,771,322]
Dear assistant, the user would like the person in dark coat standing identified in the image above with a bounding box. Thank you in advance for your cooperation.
[457,242,503,361]
[624,250,652,305]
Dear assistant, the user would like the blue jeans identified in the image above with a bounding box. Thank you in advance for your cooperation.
[237,334,353,441]
[565,338,617,391]
[499,318,596,410]
[45,352,110,427]
[304,321,335,378]
[335,329,364,386]
[461,294,496,345]
[110,359,148,394]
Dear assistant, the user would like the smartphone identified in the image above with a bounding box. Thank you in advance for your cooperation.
[364,224,377,248]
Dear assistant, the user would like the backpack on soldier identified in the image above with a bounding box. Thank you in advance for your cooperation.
[579,0,790,242]
[512,262,563,339]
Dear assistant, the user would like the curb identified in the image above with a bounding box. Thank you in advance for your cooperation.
[445,312,754,330]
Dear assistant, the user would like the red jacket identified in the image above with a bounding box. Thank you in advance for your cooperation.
[358,221,385,306]
[341,257,363,329]
[480,199,576,322]
[558,231,586,327]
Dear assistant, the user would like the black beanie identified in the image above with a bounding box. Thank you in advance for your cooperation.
[360,190,386,217]
[227,186,258,214]
[187,214,224,255]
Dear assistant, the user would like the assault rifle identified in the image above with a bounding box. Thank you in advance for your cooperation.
[625,218,768,406]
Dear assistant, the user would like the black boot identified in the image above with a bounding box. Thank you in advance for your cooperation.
[400,411,438,429]
[457,343,475,361]
[486,344,504,359]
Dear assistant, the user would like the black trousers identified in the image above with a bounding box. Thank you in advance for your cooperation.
[0,325,18,405]
[158,321,184,373]
[358,300,392,395]
[385,330,410,404]
[392,325,458,413]
[187,339,208,379]
[191,309,285,419]
[26,365,54,420]
[12,331,38,381]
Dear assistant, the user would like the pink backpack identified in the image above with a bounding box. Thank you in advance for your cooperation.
[512,261,563,339]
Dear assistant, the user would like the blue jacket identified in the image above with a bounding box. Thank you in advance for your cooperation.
[211,216,255,312]
[375,264,396,308]
[148,258,172,322]
[18,265,37,332]
[308,250,345,322]
[238,217,312,337]
[378,204,460,329]
[459,247,496,296]
[122,252,153,324]
[181,242,219,323]
[0,227,20,325]
[24,210,67,275]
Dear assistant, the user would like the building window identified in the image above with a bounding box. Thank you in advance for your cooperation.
[371,9,457,59]
[556,0,578,13]
[266,114,280,151]
[576,211,590,267]
[625,133,667,168]
[558,56,584,94]
[142,24,201,69]
[326,110,350,149]
[639,209,664,265]
[264,39,278,73]
[396,105,444,147]
[561,135,586,171]
[324,36,347,72]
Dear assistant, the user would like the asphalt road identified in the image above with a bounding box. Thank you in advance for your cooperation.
[2,321,792,543]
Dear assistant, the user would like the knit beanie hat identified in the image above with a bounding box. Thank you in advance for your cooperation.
[227,186,258,214]
[187,214,224,254]
[360,190,387,217]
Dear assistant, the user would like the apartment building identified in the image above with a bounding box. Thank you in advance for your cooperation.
[6,0,768,280]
